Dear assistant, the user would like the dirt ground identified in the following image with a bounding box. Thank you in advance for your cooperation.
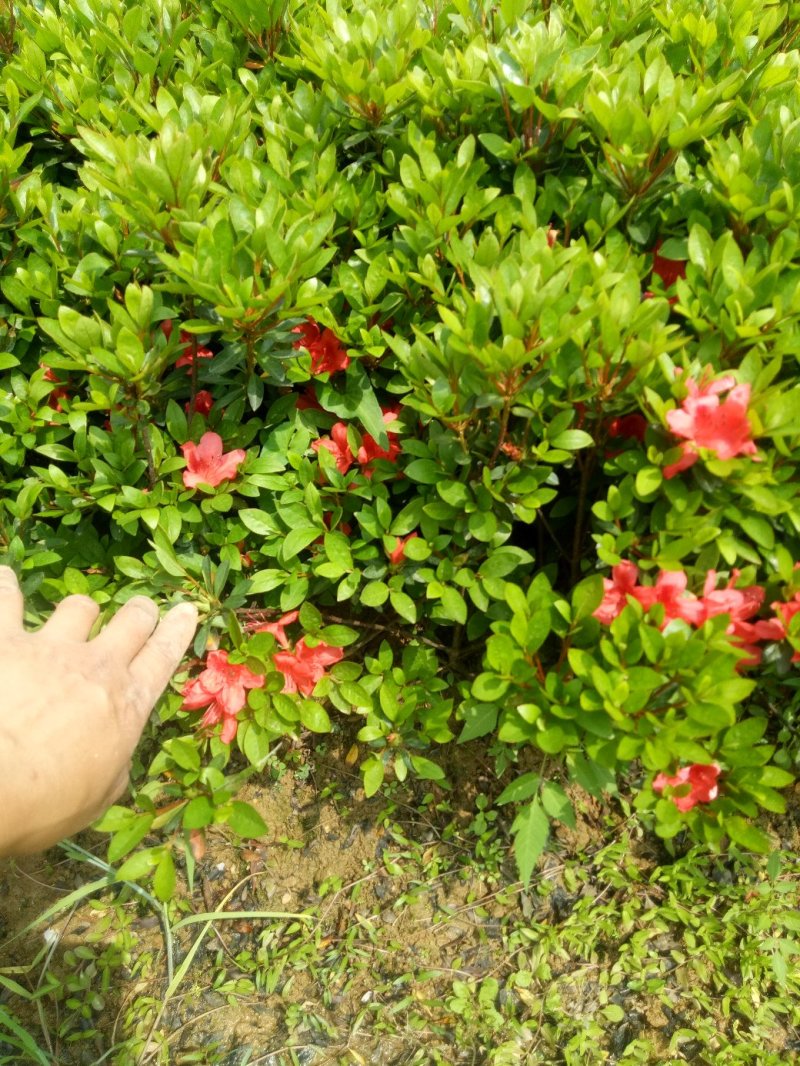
[2,743,800,1065]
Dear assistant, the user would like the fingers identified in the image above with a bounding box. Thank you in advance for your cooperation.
[91,596,160,663]
[0,566,23,638]
[39,594,101,642]
[127,602,198,714]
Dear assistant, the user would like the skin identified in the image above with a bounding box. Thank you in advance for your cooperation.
[0,566,197,856]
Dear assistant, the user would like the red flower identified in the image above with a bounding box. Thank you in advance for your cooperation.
[181,431,246,489]
[162,321,214,371]
[700,570,778,666]
[593,560,640,624]
[664,375,757,478]
[608,414,647,442]
[254,610,300,650]
[653,763,720,812]
[312,422,355,474]
[175,334,214,369]
[272,638,344,696]
[632,570,706,627]
[772,592,800,661]
[387,532,418,565]
[186,390,214,416]
[546,225,560,247]
[41,364,61,383]
[295,385,324,411]
[182,649,265,744]
[293,318,350,375]
[356,407,402,473]
[652,240,687,292]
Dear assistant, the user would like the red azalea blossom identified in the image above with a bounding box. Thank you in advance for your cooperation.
[608,414,647,443]
[162,321,214,371]
[664,375,757,478]
[295,385,324,411]
[632,570,706,627]
[182,649,264,744]
[593,560,640,624]
[772,592,800,661]
[186,390,214,416]
[387,532,418,565]
[312,422,355,474]
[181,431,246,489]
[272,638,344,696]
[652,240,687,292]
[653,763,721,812]
[356,407,402,472]
[293,318,350,376]
[254,609,300,649]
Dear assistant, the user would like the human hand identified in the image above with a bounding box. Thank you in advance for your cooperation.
[0,567,197,856]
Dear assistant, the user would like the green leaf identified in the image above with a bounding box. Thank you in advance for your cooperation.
[282,526,322,560]
[409,754,446,781]
[299,701,332,733]
[550,430,594,450]
[635,466,662,497]
[227,800,268,838]
[571,574,604,622]
[439,585,467,624]
[724,816,771,853]
[115,848,161,883]
[497,772,541,805]
[511,800,549,886]
[389,589,417,623]
[153,850,177,902]
[404,458,443,483]
[182,796,215,830]
[362,755,385,797]
[541,781,576,827]
[361,580,389,607]
[107,813,153,863]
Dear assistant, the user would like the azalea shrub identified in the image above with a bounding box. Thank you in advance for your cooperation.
[2,0,800,891]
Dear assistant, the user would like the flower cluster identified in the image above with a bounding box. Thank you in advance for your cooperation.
[313,406,402,478]
[593,562,790,666]
[664,374,757,479]
[181,650,264,744]
[183,610,345,740]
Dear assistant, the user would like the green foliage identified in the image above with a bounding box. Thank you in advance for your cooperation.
[2,0,800,889]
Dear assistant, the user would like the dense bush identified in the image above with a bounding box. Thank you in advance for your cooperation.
[2,0,800,890]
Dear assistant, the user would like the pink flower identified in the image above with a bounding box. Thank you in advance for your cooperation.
[593,561,640,624]
[312,422,355,474]
[185,390,214,416]
[181,431,246,489]
[254,610,300,649]
[387,533,418,565]
[182,649,265,744]
[293,318,350,375]
[632,570,706,627]
[272,638,344,696]
[664,375,757,478]
[653,763,720,812]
